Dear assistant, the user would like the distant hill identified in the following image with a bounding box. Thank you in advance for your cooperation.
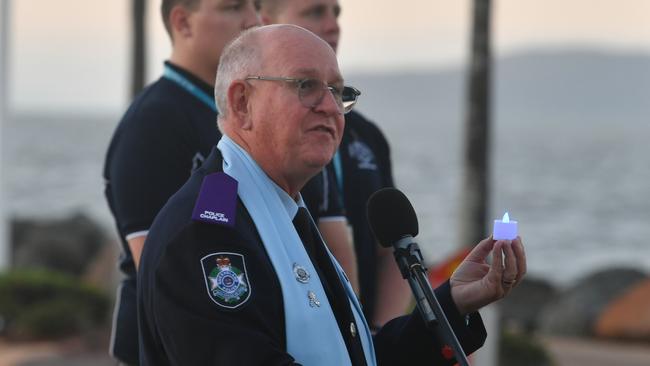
[347,49,650,129]
[495,49,650,116]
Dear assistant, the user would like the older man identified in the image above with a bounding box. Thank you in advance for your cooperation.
[138,24,526,366]
[105,1,354,363]
[257,0,410,328]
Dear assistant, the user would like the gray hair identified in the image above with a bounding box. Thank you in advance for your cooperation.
[214,27,262,121]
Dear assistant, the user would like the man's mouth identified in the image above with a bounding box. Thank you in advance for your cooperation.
[308,124,336,139]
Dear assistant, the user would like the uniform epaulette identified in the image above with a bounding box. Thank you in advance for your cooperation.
[191,172,238,227]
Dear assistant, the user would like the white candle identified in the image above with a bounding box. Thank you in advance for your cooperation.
[493,212,518,240]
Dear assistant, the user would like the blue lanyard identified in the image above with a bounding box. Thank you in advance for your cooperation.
[163,64,218,113]
[332,150,344,204]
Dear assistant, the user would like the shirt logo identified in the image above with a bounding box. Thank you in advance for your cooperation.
[347,141,377,170]
[201,252,251,309]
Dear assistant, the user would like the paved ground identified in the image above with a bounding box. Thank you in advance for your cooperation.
[2,336,650,365]
[542,337,650,366]
[0,337,114,366]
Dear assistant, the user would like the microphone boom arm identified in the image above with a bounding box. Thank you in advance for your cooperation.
[392,236,471,366]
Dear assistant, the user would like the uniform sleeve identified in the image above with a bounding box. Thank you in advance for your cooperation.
[106,101,197,237]
[300,163,345,222]
[145,224,301,366]
[372,281,486,365]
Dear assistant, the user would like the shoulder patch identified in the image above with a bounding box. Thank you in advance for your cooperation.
[192,172,238,227]
[201,252,251,309]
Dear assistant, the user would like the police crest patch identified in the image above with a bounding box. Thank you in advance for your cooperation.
[201,252,251,309]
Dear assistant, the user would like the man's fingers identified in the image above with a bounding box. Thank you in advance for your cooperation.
[502,240,518,285]
[465,236,496,262]
[487,240,504,285]
[512,236,527,283]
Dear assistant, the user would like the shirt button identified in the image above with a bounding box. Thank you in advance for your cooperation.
[350,322,357,337]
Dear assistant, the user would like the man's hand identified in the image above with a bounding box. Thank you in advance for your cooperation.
[450,236,526,315]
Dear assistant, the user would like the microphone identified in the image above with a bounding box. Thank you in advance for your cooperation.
[366,188,471,366]
[366,187,418,248]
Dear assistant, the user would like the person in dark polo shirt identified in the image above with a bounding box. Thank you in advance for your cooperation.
[103,1,258,364]
[138,24,527,366]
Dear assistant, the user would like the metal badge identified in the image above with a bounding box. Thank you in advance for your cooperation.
[308,291,321,308]
[350,322,357,337]
[293,263,310,284]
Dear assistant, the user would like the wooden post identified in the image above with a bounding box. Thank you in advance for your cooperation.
[460,1,497,365]
[131,0,147,98]
[460,0,492,249]
[0,0,11,270]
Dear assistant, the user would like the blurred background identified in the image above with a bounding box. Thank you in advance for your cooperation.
[0,0,649,365]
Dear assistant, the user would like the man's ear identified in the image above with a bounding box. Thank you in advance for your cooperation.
[228,81,253,130]
[169,5,192,39]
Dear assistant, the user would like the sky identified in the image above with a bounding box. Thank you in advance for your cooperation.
[3,0,650,113]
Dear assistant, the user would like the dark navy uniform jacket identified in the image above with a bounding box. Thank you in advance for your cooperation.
[138,147,487,366]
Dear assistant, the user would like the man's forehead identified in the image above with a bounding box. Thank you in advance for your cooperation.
[257,26,340,76]
[289,67,343,82]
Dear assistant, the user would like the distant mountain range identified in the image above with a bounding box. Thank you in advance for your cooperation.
[347,49,650,127]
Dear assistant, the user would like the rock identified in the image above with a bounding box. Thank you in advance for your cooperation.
[11,212,110,276]
[500,277,557,333]
[595,279,650,341]
[538,267,648,337]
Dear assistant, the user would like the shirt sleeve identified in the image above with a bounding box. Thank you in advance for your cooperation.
[105,101,197,237]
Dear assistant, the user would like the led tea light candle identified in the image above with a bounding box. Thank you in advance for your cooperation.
[493,212,518,240]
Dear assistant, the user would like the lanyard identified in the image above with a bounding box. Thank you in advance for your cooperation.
[332,150,344,204]
[163,64,218,113]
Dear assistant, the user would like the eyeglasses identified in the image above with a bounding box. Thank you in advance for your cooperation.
[245,76,361,114]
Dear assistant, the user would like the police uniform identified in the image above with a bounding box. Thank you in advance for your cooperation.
[104,62,344,364]
[138,144,487,366]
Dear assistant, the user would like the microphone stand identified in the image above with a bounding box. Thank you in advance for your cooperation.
[392,236,471,366]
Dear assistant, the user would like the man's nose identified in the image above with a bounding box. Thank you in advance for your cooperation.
[314,88,343,116]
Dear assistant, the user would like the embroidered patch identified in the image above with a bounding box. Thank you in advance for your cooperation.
[192,173,238,227]
[201,252,251,309]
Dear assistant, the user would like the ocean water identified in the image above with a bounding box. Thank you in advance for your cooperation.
[4,52,650,286]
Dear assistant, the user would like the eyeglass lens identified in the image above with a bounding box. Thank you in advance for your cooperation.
[297,79,358,113]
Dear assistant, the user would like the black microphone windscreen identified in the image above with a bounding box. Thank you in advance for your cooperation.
[366,188,419,247]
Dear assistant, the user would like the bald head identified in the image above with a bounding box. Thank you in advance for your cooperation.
[214,24,344,196]
[215,24,336,121]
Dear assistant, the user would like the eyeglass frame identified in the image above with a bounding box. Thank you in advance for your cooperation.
[244,76,361,114]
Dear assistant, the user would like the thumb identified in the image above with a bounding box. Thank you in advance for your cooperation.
[464,236,496,262]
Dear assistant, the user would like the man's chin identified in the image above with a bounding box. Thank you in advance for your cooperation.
[304,151,335,171]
